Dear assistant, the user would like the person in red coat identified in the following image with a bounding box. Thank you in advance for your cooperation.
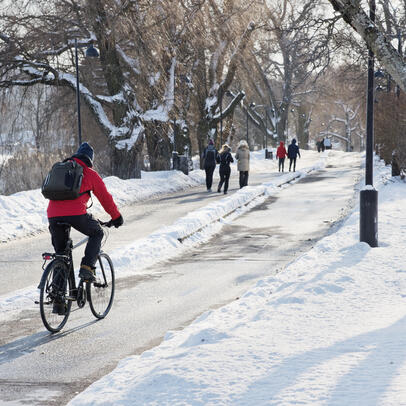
[276,141,288,172]
[48,142,123,282]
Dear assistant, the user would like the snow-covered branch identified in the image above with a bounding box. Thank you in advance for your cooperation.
[328,0,406,91]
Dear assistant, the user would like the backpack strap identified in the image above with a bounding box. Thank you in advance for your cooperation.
[86,193,93,209]
[64,157,91,197]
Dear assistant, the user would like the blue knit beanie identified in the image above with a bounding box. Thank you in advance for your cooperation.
[75,142,94,167]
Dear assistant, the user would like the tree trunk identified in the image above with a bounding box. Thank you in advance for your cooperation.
[111,142,143,179]
[328,0,406,92]
[145,122,171,171]
[297,105,310,149]
[197,119,210,169]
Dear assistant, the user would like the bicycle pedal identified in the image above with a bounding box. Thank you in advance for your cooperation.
[66,295,77,301]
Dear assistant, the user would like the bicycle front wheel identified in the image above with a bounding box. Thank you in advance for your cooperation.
[39,260,72,333]
[88,253,115,319]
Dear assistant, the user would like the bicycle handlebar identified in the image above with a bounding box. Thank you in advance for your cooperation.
[99,220,113,228]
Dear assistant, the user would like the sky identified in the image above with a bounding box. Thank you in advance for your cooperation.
[64,151,406,406]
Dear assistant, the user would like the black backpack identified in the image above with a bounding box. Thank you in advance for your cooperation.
[42,159,87,200]
[204,148,216,166]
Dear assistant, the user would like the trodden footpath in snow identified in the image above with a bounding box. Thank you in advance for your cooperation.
[68,160,406,406]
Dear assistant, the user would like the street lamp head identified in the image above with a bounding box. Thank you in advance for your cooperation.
[85,44,99,58]
[374,69,385,78]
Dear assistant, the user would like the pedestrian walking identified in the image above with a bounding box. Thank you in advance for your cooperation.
[202,139,219,192]
[217,144,234,194]
[316,139,322,153]
[324,137,332,150]
[287,138,301,172]
[321,138,325,152]
[276,141,287,172]
[235,140,250,188]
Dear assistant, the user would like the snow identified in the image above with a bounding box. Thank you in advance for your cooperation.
[0,149,325,320]
[66,153,406,406]
[4,148,405,405]
[362,184,376,191]
[0,167,201,243]
[0,149,277,243]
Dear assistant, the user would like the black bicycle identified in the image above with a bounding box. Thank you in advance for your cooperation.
[37,221,115,333]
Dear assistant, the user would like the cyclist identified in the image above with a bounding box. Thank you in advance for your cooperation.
[47,142,123,284]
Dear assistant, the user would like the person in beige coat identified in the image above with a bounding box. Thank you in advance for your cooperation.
[235,140,250,188]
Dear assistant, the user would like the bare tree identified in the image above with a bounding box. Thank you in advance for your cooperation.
[320,101,363,151]
[238,0,336,148]
[327,0,406,91]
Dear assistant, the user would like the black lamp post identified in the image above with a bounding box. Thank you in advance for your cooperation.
[360,0,378,247]
[75,40,99,147]
[219,92,223,147]
[252,104,269,158]
[264,106,268,152]
[246,102,255,146]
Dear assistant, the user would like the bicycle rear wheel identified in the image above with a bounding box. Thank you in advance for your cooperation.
[88,252,115,319]
[39,260,72,333]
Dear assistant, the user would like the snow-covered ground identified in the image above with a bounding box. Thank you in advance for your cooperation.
[66,156,406,406]
[0,149,325,321]
[4,149,404,405]
[0,149,277,242]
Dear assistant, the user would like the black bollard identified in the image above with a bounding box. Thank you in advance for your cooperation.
[360,188,378,247]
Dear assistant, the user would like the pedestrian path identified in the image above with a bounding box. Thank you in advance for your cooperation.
[0,150,323,298]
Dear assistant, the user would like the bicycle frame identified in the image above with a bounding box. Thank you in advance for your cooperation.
[38,221,114,332]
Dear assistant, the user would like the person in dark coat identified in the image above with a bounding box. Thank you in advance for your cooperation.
[217,144,234,194]
[287,138,301,172]
[202,139,219,192]
[276,141,287,172]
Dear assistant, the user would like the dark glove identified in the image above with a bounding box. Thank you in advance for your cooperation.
[111,215,123,228]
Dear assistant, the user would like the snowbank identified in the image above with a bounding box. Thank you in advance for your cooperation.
[69,159,406,406]
[0,151,277,243]
[0,169,209,242]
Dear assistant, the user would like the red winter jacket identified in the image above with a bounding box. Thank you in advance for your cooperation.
[47,158,121,220]
[276,142,287,159]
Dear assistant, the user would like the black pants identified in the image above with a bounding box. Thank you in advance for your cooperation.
[289,157,297,171]
[218,166,231,193]
[278,158,285,172]
[205,165,216,190]
[239,171,249,188]
[49,214,104,268]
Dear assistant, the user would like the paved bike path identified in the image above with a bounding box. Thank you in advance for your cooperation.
[0,153,291,297]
